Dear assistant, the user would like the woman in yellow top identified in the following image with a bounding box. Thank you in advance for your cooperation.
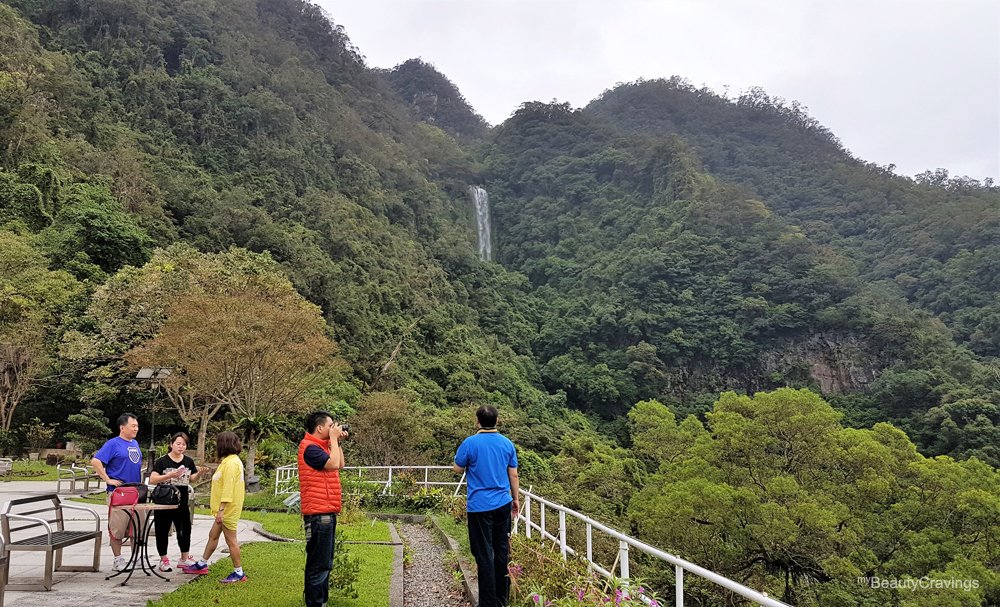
[181,431,247,583]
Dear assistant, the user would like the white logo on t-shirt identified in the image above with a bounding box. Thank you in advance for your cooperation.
[127,447,141,464]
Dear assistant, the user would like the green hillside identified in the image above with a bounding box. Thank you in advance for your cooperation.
[2,2,998,604]
[380,58,489,140]
[587,78,1000,358]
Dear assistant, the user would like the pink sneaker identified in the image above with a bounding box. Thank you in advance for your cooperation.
[182,562,209,575]
[158,557,172,572]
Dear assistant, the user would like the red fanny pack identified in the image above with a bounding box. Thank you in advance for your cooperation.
[108,484,144,541]
[110,485,140,506]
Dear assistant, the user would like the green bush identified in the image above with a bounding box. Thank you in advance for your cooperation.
[508,535,665,607]
[0,430,19,456]
[21,417,57,453]
[254,435,297,473]
[508,535,591,602]
[331,530,360,598]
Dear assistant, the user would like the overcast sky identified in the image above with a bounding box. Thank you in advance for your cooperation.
[320,0,1000,182]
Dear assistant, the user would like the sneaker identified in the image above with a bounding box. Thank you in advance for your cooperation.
[177,557,196,568]
[182,561,210,575]
[112,555,128,572]
[158,557,172,572]
[219,571,248,584]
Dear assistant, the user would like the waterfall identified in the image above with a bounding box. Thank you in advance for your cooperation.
[469,186,492,261]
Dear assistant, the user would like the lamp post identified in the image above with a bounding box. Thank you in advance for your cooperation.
[135,366,172,452]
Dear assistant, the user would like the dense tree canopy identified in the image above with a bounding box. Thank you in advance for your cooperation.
[628,389,999,606]
[0,2,996,603]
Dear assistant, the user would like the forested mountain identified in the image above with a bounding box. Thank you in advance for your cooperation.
[587,78,1000,358]
[480,99,999,467]
[0,0,574,462]
[380,58,490,140]
[1,2,999,602]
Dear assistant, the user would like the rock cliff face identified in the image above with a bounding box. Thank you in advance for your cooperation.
[674,332,885,398]
[766,332,883,395]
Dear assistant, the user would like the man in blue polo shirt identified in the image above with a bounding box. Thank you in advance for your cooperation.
[91,412,143,572]
[453,405,519,607]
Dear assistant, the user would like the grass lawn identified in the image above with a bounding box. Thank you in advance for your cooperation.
[4,460,60,481]
[148,541,393,607]
[190,508,391,542]
[69,491,108,504]
[241,511,392,543]
[433,515,472,561]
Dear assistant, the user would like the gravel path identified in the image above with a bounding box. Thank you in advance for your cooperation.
[399,522,471,607]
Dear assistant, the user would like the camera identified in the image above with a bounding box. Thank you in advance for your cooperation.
[339,422,350,435]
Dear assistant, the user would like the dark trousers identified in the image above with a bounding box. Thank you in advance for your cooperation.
[468,502,512,607]
[153,489,191,556]
[304,513,337,607]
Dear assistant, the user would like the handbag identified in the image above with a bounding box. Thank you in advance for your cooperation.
[111,482,148,505]
[150,484,181,505]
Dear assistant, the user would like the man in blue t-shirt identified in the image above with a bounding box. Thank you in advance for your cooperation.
[453,405,519,607]
[91,412,143,572]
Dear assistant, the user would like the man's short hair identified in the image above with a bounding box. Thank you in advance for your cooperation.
[476,405,498,429]
[117,412,138,428]
[306,411,333,434]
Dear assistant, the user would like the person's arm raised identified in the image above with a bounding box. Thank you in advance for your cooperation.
[323,424,347,470]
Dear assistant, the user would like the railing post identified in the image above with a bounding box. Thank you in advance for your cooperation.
[619,540,629,582]
[525,494,532,539]
[676,564,684,607]
[559,510,567,558]
[296,469,789,607]
[383,467,393,495]
[424,467,429,490]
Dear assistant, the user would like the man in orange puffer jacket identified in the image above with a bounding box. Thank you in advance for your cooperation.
[298,411,348,607]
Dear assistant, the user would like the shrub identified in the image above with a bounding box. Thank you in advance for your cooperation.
[64,406,109,456]
[22,417,56,452]
[254,435,297,472]
[330,529,360,598]
[0,430,19,456]
[509,535,666,607]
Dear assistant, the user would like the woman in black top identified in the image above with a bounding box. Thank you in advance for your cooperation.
[149,432,201,571]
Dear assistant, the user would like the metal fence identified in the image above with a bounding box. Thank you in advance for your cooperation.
[273,465,790,606]
[515,489,792,607]
[274,464,466,496]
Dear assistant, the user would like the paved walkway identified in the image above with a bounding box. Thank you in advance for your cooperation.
[0,480,267,606]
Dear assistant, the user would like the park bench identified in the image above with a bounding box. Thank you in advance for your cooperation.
[0,459,12,477]
[56,463,103,494]
[283,492,301,513]
[0,539,6,607]
[1,494,101,590]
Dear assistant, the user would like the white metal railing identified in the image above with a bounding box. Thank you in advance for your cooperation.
[274,464,466,497]
[275,464,299,495]
[515,489,792,607]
